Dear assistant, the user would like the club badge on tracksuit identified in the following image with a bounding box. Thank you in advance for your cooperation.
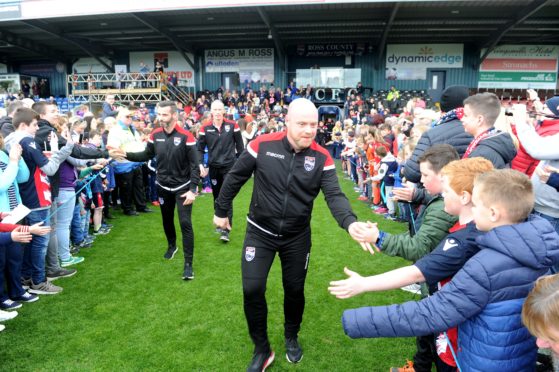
[304,156,315,171]
[245,246,256,262]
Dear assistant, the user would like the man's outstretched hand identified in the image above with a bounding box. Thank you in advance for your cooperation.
[348,221,380,255]
[213,215,231,231]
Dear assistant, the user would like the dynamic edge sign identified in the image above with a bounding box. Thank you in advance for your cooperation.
[385,44,463,80]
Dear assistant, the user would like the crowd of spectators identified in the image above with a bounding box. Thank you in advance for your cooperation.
[0,82,558,372]
[326,86,559,372]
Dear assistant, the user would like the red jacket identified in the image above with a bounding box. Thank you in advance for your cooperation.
[511,119,559,177]
[0,223,19,232]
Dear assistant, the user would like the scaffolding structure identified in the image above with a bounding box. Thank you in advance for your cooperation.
[67,73,194,105]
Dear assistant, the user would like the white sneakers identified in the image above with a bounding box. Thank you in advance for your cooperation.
[0,309,18,322]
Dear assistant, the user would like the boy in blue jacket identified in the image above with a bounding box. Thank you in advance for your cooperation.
[339,169,559,372]
[330,157,493,371]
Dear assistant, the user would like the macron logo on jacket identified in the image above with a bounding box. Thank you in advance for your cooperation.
[266,151,285,159]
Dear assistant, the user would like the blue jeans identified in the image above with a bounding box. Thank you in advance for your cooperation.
[22,209,51,284]
[349,155,358,184]
[330,144,342,160]
[56,189,76,261]
[533,211,559,273]
[82,209,91,239]
[0,242,25,300]
[70,203,84,244]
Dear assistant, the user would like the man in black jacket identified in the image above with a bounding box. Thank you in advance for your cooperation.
[124,101,200,280]
[198,100,244,243]
[213,98,372,372]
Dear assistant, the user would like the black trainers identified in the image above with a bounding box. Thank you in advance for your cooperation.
[285,337,303,363]
[247,350,275,372]
[46,268,77,281]
[69,245,80,255]
[182,263,194,280]
[21,277,32,290]
[220,230,230,243]
[163,246,178,260]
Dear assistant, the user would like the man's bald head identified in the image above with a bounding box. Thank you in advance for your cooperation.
[285,98,319,152]
[287,98,318,123]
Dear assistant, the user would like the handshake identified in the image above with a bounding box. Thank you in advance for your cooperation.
[108,148,127,161]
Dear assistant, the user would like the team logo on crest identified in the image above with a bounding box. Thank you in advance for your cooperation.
[158,197,164,205]
[245,246,256,262]
[225,125,231,133]
[211,179,218,186]
[173,137,181,146]
[304,156,315,171]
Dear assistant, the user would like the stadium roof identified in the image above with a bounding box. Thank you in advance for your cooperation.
[0,0,558,70]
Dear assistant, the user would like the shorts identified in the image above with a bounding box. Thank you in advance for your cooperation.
[85,192,104,209]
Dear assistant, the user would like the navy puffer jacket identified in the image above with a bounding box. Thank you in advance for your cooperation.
[468,131,517,169]
[342,215,559,372]
[404,118,473,183]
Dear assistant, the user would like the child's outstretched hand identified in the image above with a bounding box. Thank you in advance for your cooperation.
[392,181,415,201]
[91,163,104,171]
[328,267,366,299]
[348,221,379,255]
[11,226,32,243]
[363,221,380,244]
[29,222,51,236]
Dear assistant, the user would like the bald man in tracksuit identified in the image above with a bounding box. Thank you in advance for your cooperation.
[214,99,370,372]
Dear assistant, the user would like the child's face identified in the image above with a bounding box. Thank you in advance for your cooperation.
[471,185,494,232]
[419,162,443,195]
[90,135,102,147]
[441,175,463,216]
[403,145,413,161]
[536,326,559,355]
[23,120,39,136]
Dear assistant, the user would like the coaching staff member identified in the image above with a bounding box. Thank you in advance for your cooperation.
[122,101,201,280]
[213,98,372,372]
[198,100,244,243]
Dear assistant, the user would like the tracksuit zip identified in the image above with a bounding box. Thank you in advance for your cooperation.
[278,152,296,235]
[165,131,173,173]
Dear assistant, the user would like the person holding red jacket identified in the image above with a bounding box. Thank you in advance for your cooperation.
[0,216,50,315]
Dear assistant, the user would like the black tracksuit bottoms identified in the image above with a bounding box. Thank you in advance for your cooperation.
[413,328,457,371]
[241,224,311,353]
[158,186,194,263]
[209,165,233,227]
[116,167,147,213]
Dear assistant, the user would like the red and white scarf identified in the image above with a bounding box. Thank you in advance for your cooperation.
[462,127,497,159]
